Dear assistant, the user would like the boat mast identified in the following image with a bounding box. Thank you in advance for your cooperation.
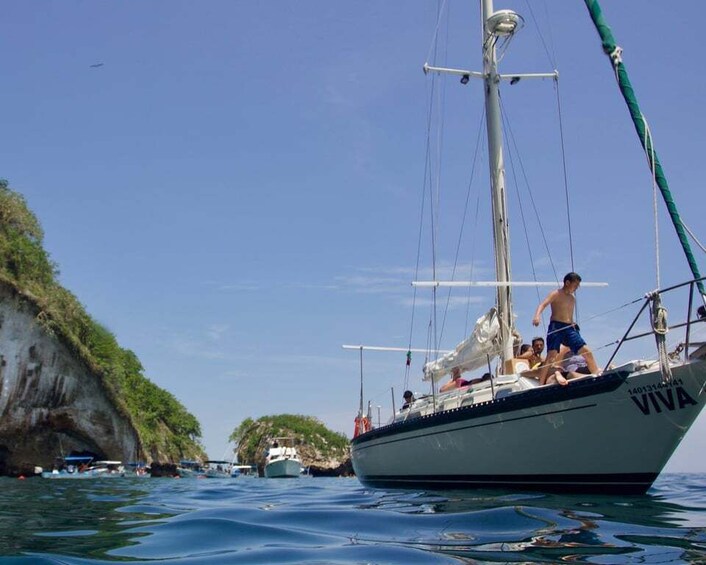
[421,3,553,370]
[482,0,514,365]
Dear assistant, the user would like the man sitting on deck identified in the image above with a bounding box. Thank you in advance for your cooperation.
[518,336,545,370]
[545,346,592,386]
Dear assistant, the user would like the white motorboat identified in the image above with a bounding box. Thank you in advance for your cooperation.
[264,438,302,478]
[349,1,706,494]
[231,464,257,478]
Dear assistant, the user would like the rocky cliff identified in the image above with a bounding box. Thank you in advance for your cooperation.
[0,282,140,474]
[0,180,204,475]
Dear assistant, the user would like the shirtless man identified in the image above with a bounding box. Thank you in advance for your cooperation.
[532,272,599,384]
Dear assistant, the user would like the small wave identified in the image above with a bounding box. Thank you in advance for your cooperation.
[0,474,704,563]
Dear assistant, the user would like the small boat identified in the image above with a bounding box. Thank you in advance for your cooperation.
[264,438,302,478]
[231,464,257,478]
[204,460,232,479]
[175,459,205,478]
[348,0,706,494]
[41,456,125,479]
[126,462,150,477]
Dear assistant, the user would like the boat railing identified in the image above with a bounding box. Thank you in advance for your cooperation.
[361,278,705,433]
[604,276,706,370]
[391,375,515,424]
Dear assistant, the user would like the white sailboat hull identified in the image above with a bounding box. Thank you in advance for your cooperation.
[351,361,706,493]
[264,458,302,478]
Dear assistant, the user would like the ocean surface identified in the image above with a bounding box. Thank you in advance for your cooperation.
[1,473,705,564]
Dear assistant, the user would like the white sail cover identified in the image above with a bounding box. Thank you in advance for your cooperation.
[423,307,501,382]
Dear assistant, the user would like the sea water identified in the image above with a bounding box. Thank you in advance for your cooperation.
[1,474,705,564]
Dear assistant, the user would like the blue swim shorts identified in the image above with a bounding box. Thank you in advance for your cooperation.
[547,320,586,354]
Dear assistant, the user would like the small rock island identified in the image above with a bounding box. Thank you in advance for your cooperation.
[231,414,351,476]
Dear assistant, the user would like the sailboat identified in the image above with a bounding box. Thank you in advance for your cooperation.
[349,0,706,494]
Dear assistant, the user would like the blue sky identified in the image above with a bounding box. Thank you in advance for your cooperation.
[2,1,705,471]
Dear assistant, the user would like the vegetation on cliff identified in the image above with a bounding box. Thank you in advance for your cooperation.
[0,179,203,460]
[230,414,349,467]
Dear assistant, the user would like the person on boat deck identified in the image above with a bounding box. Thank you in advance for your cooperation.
[518,336,545,369]
[401,390,415,409]
[532,272,599,384]
[439,367,469,393]
[514,337,546,380]
[467,372,492,386]
[545,346,591,386]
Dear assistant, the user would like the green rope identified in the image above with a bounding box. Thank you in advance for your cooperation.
[583,0,705,297]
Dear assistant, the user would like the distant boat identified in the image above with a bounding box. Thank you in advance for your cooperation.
[231,464,258,478]
[175,459,205,478]
[125,462,150,477]
[41,456,125,479]
[264,438,302,478]
[204,460,232,479]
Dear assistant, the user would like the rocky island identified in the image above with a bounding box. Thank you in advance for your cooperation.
[231,414,351,476]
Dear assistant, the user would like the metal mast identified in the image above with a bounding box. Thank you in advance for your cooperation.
[420,3,555,370]
[482,0,515,365]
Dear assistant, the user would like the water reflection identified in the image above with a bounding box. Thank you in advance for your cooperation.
[363,475,706,563]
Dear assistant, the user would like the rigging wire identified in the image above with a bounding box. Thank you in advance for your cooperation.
[682,222,706,254]
[406,78,438,390]
[438,109,486,346]
[495,33,518,66]
[462,113,487,338]
[553,78,576,272]
[429,2,451,368]
[408,0,447,392]
[523,0,558,69]
[644,115,661,289]
[524,0,575,278]
[500,100,545,318]
[464,189,483,337]
[499,97,560,286]
[523,0,587,323]
[582,296,644,323]
[603,36,699,295]
[424,0,448,68]
[425,318,434,398]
